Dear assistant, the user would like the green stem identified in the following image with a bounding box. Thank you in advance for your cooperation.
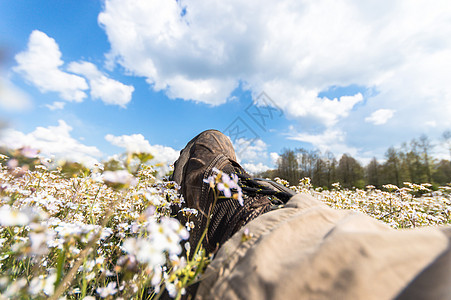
[175,190,220,298]
[190,190,219,264]
[48,208,115,300]
[90,185,102,224]
[185,252,206,287]
[152,281,166,300]
[55,248,66,289]
[81,258,88,298]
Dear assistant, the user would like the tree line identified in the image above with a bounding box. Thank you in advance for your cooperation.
[260,131,451,189]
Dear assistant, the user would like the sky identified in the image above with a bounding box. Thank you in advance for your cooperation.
[1,0,451,173]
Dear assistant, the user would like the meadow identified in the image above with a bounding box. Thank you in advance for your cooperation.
[0,151,449,299]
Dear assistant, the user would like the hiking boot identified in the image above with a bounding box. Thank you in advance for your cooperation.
[171,130,273,255]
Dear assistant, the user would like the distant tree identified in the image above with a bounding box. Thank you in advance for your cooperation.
[296,148,323,184]
[383,147,401,187]
[312,154,327,188]
[324,151,337,188]
[431,159,451,185]
[336,154,364,188]
[264,134,449,188]
[442,130,451,161]
[409,138,426,183]
[276,149,300,185]
[365,157,380,187]
[418,134,433,182]
[399,142,418,183]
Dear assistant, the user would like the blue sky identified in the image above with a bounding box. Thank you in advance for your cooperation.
[1,0,451,173]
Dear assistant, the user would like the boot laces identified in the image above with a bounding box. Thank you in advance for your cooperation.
[232,170,294,205]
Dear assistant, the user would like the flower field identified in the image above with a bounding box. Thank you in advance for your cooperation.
[0,153,450,299]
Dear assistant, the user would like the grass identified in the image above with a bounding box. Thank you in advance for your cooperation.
[0,153,449,299]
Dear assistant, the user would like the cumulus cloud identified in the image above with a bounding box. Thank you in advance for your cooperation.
[0,120,102,166]
[365,109,395,125]
[105,133,179,169]
[99,1,451,123]
[0,76,32,111]
[68,61,134,108]
[98,0,451,149]
[233,138,268,163]
[270,152,280,166]
[231,138,275,173]
[288,129,359,157]
[242,162,271,175]
[14,30,88,102]
[260,84,363,126]
[45,101,66,111]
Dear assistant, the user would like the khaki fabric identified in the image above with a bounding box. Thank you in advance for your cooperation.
[196,193,450,300]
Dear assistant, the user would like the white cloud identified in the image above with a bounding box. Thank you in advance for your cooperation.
[233,138,268,163]
[14,30,88,102]
[105,133,152,153]
[365,109,395,125]
[288,129,359,157]
[68,61,134,108]
[45,101,66,111]
[0,120,102,167]
[0,76,32,111]
[270,152,280,166]
[242,162,271,175]
[258,83,363,126]
[105,133,179,169]
[231,138,275,174]
[433,142,451,161]
[425,120,437,127]
[99,0,451,149]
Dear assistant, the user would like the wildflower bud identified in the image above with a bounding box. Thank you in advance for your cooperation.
[241,228,253,243]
